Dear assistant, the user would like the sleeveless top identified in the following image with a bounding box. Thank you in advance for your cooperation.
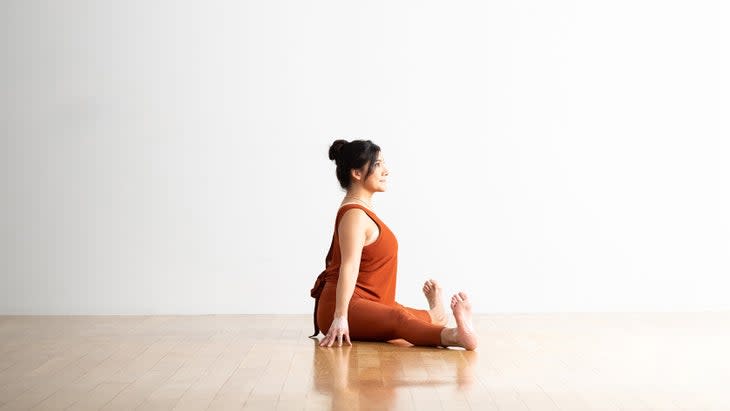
[309,204,399,336]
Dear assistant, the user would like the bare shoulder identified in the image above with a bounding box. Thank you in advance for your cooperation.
[339,208,369,231]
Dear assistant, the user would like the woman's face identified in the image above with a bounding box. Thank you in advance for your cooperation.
[361,152,389,192]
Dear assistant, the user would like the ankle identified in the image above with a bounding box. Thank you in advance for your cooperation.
[440,327,457,347]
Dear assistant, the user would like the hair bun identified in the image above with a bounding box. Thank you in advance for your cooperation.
[328,139,348,161]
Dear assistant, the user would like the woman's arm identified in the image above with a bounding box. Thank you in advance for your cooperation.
[320,209,368,347]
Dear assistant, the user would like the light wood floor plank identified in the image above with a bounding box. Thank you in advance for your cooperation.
[1,312,729,410]
[172,338,252,410]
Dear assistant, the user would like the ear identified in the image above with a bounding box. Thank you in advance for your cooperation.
[350,168,363,182]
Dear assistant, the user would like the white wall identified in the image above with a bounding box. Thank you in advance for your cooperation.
[2,0,729,314]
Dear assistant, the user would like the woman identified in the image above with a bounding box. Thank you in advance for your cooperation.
[309,139,477,350]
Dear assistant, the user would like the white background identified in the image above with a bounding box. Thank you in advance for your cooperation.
[2,0,729,314]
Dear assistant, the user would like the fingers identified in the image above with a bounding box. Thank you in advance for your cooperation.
[319,329,351,348]
[327,333,338,348]
[319,332,332,347]
[319,329,338,347]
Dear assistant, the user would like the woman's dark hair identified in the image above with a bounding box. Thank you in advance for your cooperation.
[328,139,381,190]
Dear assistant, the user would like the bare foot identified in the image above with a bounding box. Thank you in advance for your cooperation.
[423,279,447,326]
[450,292,478,350]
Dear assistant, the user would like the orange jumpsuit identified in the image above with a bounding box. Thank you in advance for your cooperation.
[310,204,445,346]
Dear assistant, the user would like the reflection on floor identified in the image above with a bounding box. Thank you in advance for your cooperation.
[0,313,729,410]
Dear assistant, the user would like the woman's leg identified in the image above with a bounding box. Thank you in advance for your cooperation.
[317,286,477,350]
[394,302,432,323]
[317,293,442,346]
[348,297,445,346]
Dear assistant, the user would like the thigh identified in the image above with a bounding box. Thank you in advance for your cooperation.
[347,298,404,341]
[348,298,438,342]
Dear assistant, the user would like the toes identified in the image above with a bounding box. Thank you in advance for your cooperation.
[424,280,439,295]
[458,291,468,301]
[423,279,443,296]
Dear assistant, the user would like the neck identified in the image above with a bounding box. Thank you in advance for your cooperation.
[344,188,374,206]
[345,192,372,201]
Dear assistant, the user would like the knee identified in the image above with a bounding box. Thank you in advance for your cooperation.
[393,307,413,327]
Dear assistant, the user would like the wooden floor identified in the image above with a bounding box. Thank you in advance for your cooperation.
[0,313,728,410]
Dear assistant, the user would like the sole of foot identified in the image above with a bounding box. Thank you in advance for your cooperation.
[423,279,447,326]
[451,292,477,350]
